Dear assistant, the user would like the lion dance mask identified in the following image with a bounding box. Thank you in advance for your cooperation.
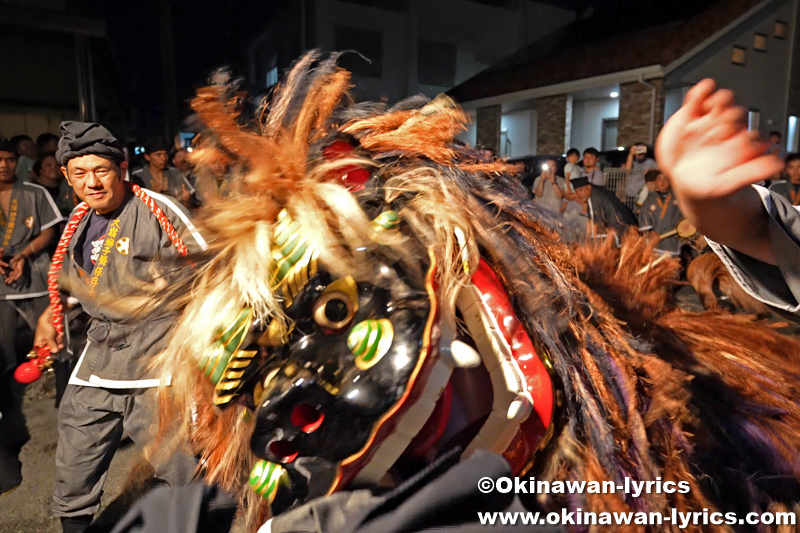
[150,52,800,530]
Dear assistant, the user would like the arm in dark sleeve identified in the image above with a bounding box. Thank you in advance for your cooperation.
[708,185,800,315]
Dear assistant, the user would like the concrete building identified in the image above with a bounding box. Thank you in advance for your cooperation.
[0,0,125,140]
[449,0,800,158]
[246,0,577,105]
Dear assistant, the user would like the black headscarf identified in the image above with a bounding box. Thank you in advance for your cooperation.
[55,121,125,167]
[0,137,17,155]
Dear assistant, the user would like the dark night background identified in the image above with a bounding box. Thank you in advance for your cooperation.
[61,0,721,140]
[67,0,287,139]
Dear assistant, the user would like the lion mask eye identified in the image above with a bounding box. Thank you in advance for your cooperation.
[312,276,359,330]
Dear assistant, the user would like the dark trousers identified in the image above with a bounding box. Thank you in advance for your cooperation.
[52,385,197,518]
[0,297,48,494]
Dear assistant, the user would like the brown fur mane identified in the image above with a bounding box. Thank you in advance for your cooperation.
[149,51,800,531]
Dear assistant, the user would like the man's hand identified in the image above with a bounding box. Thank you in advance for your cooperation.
[34,305,64,353]
[182,185,192,207]
[3,255,25,285]
[655,79,784,263]
[657,79,783,202]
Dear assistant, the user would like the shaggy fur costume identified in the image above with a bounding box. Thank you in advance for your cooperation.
[147,52,800,531]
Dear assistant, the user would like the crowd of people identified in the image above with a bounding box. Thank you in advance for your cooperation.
[530,134,797,259]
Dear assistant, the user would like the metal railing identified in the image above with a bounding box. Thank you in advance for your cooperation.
[602,167,639,211]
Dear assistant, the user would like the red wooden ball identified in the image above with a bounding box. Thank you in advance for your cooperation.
[14,361,42,384]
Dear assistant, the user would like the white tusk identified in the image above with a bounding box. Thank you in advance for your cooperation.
[447,340,482,369]
[506,395,533,421]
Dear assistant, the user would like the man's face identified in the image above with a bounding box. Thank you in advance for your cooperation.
[583,153,597,168]
[173,150,191,173]
[145,150,169,171]
[0,151,18,183]
[210,160,228,179]
[63,155,127,214]
[655,174,670,193]
[787,160,800,183]
[575,185,592,200]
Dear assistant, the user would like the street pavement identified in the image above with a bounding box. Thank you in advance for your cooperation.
[0,377,137,533]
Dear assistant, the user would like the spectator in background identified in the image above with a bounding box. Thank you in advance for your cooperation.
[564,148,581,192]
[532,158,565,213]
[32,153,77,218]
[572,176,637,241]
[0,137,61,496]
[173,148,193,183]
[10,135,35,182]
[767,131,787,160]
[622,142,658,206]
[172,148,198,209]
[36,133,60,156]
[131,138,192,208]
[768,153,800,205]
[638,172,683,254]
[636,169,660,212]
[581,147,605,186]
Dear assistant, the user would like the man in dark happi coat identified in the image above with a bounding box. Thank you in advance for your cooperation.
[572,177,637,244]
[638,172,684,254]
[33,122,206,533]
[0,137,61,495]
[131,138,193,208]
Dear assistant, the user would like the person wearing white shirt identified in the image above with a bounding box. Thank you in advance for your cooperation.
[563,148,582,192]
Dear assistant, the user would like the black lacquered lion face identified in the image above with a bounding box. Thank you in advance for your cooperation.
[243,210,439,512]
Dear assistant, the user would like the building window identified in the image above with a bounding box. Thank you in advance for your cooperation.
[748,110,760,131]
[417,40,457,87]
[775,20,788,39]
[601,119,618,152]
[266,66,278,88]
[754,33,768,52]
[335,25,383,78]
[732,46,747,66]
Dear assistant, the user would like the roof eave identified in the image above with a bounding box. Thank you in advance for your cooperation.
[456,64,665,110]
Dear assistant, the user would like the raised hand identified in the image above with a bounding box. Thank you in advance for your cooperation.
[656,79,784,264]
[657,79,784,202]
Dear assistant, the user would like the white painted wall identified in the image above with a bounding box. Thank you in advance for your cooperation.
[570,98,619,153]
[457,111,477,146]
[501,110,537,158]
[663,87,687,124]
